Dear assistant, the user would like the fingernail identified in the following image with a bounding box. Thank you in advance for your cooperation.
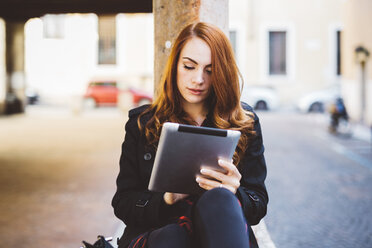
[196,177,200,182]
[200,169,206,173]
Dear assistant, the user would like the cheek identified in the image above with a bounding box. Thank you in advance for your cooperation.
[177,69,189,87]
[176,66,182,87]
[205,77,212,91]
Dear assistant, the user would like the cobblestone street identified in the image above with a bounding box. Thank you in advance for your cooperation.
[260,112,372,248]
[1,106,371,247]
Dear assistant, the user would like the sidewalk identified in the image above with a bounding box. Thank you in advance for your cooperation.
[352,122,372,144]
[307,111,372,144]
[0,106,125,248]
[260,111,372,248]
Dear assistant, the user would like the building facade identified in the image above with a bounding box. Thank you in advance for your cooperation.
[24,13,154,106]
[4,0,366,117]
[341,0,372,125]
[229,0,344,106]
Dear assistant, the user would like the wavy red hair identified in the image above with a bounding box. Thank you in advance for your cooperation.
[138,22,255,165]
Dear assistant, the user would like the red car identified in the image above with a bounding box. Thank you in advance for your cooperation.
[83,81,153,107]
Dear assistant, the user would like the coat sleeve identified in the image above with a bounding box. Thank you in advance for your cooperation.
[236,103,269,225]
[111,108,169,229]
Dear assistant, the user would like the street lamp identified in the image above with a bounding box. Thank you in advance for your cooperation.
[354,45,370,123]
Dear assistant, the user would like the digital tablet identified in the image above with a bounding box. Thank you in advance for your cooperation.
[148,122,241,194]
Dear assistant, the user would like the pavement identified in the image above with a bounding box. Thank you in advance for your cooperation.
[1,106,371,248]
[0,105,126,247]
[0,105,278,248]
[352,122,372,144]
[259,111,372,248]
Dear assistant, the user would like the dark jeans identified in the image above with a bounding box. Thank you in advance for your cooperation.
[147,188,250,248]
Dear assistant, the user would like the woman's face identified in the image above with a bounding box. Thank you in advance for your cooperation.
[176,37,212,109]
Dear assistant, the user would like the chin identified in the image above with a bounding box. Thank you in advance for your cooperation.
[186,99,206,105]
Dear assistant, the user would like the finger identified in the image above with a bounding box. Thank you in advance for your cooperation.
[228,178,241,190]
[200,168,227,182]
[199,170,240,189]
[198,182,213,191]
[198,181,222,191]
[218,159,237,173]
[218,159,241,179]
[221,184,237,194]
[196,176,221,188]
[197,179,236,194]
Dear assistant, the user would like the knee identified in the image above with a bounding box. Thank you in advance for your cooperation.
[200,187,236,203]
[196,188,239,212]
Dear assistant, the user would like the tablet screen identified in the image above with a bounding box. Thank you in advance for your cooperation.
[148,122,241,194]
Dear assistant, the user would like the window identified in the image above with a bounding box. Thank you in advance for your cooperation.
[42,14,65,39]
[336,30,341,75]
[98,15,116,65]
[229,30,237,55]
[269,31,286,75]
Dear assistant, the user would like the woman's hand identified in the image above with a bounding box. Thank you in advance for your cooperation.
[196,159,241,194]
[163,192,189,205]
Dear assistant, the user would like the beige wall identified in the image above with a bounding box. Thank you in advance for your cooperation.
[18,1,352,110]
[118,13,154,92]
[341,0,372,124]
[24,13,154,105]
[230,0,344,105]
[342,0,372,80]
[25,14,98,103]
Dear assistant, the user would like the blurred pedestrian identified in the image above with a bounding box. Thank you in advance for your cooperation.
[329,97,348,133]
[112,22,268,248]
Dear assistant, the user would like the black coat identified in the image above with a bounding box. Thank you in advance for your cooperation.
[112,103,269,247]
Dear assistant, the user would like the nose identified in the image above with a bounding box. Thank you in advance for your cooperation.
[193,69,204,84]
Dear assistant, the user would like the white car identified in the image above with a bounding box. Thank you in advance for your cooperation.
[297,88,340,113]
[240,86,279,110]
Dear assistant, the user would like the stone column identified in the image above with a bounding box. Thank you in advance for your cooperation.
[153,0,228,93]
[4,20,26,114]
[0,19,6,114]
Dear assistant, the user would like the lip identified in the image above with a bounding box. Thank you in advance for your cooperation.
[187,88,204,95]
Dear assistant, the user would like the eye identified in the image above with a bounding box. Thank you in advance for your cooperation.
[206,69,212,75]
[183,64,194,70]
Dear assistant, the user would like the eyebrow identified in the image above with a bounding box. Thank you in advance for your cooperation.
[182,57,212,67]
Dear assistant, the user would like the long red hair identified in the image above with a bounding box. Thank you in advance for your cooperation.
[138,22,255,165]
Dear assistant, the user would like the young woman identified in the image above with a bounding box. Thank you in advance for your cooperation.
[112,22,268,248]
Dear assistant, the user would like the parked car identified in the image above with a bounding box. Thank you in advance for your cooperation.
[296,87,340,113]
[240,85,279,110]
[83,81,153,108]
[127,87,153,106]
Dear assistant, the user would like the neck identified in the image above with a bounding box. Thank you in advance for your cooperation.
[182,102,208,126]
